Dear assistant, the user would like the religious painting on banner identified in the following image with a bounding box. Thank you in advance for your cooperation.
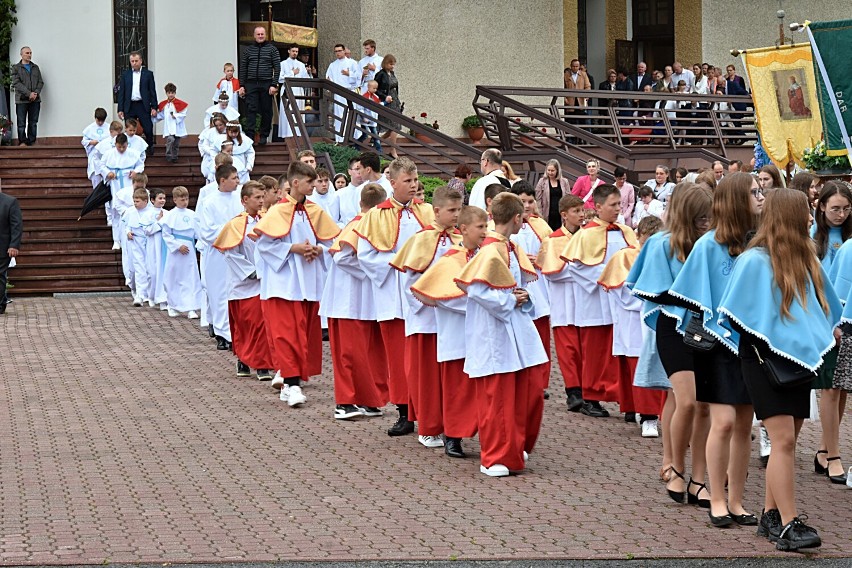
[806,19,852,159]
[744,43,822,169]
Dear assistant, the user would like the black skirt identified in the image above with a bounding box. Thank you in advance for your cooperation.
[656,313,694,376]
[694,344,752,405]
[738,333,811,420]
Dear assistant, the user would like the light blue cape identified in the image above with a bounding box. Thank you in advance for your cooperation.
[717,248,841,371]
[625,232,689,333]
[669,230,739,352]
[828,237,852,313]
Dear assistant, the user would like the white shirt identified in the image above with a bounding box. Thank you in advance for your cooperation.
[511,223,550,319]
[567,231,628,327]
[337,183,362,226]
[325,57,360,91]
[468,170,508,210]
[131,70,142,101]
[358,53,383,91]
[671,69,695,91]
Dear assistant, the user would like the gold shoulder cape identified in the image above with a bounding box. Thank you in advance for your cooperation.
[455,234,537,290]
[526,215,553,242]
[389,225,463,273]
[253,194,341,241]
[213,212,251,252]
[353,198,435,252]
[329,217,360,255]
[410,244,474,306]
[560,220,638,266]
[598,247,640,290]
[535,226,575,274]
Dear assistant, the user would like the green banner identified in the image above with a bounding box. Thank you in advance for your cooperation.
[808,19,852,158]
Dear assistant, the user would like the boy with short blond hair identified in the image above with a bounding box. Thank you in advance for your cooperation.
[297,149,317,169]
[455,193,548,476]
[160,186,202,319]
[122,187,157,306]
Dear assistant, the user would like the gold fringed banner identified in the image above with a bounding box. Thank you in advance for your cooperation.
[743,43,823,169]
[239,21,318,48]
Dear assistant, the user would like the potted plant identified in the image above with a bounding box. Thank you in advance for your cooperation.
[410,112,439,143]
[514,118,535,145]
[462,115,484,144]
[803,140,852,181]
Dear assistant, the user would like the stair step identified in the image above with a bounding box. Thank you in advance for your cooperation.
[19,250,122,263]
[11,262,123,278]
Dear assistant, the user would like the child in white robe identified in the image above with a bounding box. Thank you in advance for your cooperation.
[82,108,110,188]
[124,119,149,161]
[203,93,239,130]
[160,186,202,318]
[307,167,342,226]
[144,188,168,309]
[226,122,254,184]
[100,134,144,249]
[199,116,228,183]
[122,188,157,306]
[154,82,188,163]
[212,63,240,114]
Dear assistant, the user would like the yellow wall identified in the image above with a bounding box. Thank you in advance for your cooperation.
[605,0,628,71]
[563,0,578,70]
[674,0,703,67]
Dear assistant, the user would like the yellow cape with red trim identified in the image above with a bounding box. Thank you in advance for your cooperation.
[353,198,434,252]
[455,233,537,290]
[526,215,553,242]
[252,194,341,241]
[535,226,576,274]
[559,220,638,266]
[598,247,640,290]
[410,244,476,306]
[329,216,361,255]
[212,211,256,251]
[389,224,463,273]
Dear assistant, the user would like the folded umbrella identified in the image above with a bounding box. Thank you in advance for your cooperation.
[78,180,112,220]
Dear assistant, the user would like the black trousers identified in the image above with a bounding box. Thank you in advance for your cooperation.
[244,81,273,139]
[15,100,40,145]
[0,256,10,306]
[126,100,155,150]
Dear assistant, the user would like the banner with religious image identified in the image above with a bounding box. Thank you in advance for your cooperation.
[743,43,822,168]
[806,19,852,159]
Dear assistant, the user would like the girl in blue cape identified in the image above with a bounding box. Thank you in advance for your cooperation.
[626,183,713,501]
[669,172,762,528]
[718,189,841,551]
[811,181,852,484]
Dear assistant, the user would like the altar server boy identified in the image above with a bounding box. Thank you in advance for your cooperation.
[410,205,489,458]
[560,184,639,418]
[253,161,341,408]
[100,133,144,249]
[390,186,463,448]
[455,193,548,477]
[122,188,157,306]
[536,194,584,410]
[320,183,389,420]
[307,167,342,225]
[354,157,435,436]
[159,187,202,319]
[196,164,245,350]
[82,108,110,187]
[155,83,188,163]
[212,181,274,381]
[212,63,240,114]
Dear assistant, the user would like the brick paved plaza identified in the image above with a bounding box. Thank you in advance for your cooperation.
[1,296,851,564]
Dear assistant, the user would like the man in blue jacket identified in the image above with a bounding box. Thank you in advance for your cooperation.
[117,51,157,156]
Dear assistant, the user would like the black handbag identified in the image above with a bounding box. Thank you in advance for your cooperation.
[683,311,717,351]
[750,343,816,389]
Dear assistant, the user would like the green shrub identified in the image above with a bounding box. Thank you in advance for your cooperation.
[314,142,361,175]
[419,176,448,203]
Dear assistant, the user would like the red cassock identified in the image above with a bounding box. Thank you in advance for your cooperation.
[328,318,389,407]
[379,318,408,405]
[553,325,582,389]
[617,356,665,415]
[404,333,442,434]
[578,324,621,402]
[533,316,552,389]
[228,296,274,370]
[440,359,478,438]
[262,298,322,381]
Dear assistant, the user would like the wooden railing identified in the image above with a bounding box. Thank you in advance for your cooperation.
[280,78,481,176]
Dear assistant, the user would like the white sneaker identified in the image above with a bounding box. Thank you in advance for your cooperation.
[271,372,284,389]
[159,303,169,311]
[480,464,510,477]
[287,385,306,407]
[759,425,771,458]
[278,384,290,401]
[187,311,199,319]
[112,242,121,250]
[418,435,444,448]
[168,308,179,317]
[642,419,660,438]
[523,451,529,463]
[132,298,142,307]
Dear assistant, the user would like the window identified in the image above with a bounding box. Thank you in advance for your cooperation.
[113,0,148,89]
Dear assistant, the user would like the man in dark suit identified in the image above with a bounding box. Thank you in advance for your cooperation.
[117,51,157,156]
[0,191,23,314]
[631,61,653,92]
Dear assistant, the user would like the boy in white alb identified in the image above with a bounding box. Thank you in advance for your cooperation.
[159,186,202,319]
[122,188,157,306]
[410,205,488,458]
[354,157,435,435]
[212,181,274,381]
[454,193,548,477]
[155,82,188,163]
[212,63,240,114]
[124,119,149,161]
[100,133,144,249]
[389,187,463,448]
[253,162,341,407]
[320,183,389,420]
[144,188,168,309]
[307,167,341,225]
[82,108,110,188]
[196,164,245,350]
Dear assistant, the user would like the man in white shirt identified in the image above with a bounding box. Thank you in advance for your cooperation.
[354,151,392,193]
[337,156,366,225]
[278,44,311,139]
[468,149,510,210]
[358,39,382,93]
[670,61,695,92]
[326,44,360,144]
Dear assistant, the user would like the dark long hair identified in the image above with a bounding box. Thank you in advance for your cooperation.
[814,180,852,260]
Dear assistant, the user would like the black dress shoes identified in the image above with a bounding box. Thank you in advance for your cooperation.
[444,437,465,458]
[579,400,609,418]
[708,510,734,528]
[208,324,215,338]
[566,390,583,412]
[216,336,229,350]
[387,415,415,436]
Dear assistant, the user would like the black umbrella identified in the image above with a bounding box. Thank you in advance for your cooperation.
[78,180,112,220]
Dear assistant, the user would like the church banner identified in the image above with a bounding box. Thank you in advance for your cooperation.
[807,19,852,159]
[743,43,822,169]
[239,22,318,48]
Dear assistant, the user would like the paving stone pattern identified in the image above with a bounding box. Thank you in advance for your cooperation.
[1,297,850,564]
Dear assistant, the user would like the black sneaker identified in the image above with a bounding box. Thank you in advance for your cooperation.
[208,324,215,338]
[579,401,609,418]
[334,404,363,420]
[624,412,637,424]
[358,406,383,417]
[236,360,251,378]
[566,391,584,412]
[216,336,229,350]
[256,369,273,381]
[776,517,821,551]
[757,508,782,542]
[387,415,415,436]
[322,328,330,342]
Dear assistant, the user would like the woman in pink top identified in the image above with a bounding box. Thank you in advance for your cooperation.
[613,165,636,226]
[571,159,605,209]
